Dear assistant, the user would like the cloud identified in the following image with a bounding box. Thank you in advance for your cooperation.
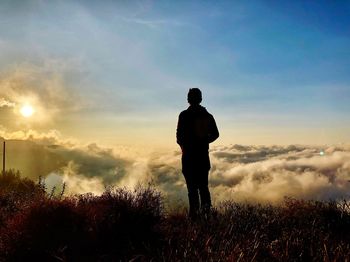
[146,144,350,205]
[120,17,192,29]
[0,98,15,108]
[0,61,86,129]
[46,162,106,196]
[0,128,72,146]
[0,128,154,197]
[2,129,350,205]
[209,145,350,203]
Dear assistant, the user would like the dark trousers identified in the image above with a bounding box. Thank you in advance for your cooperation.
[183,170,211,218]
[182,150,211,218]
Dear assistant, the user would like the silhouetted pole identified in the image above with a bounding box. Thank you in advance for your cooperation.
[2,141,5,175]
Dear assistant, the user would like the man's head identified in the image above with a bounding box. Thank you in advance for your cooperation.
[187,88,202,105]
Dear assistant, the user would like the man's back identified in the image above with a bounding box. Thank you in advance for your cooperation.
[177,104,219,153]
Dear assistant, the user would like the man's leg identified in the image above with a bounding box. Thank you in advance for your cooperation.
[198,171,211,213]
[184,173,200,219]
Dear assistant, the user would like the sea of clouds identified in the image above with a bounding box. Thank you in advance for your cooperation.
[2,128,349,206]
[147,143,350,205]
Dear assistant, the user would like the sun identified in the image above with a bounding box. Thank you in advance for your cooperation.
[20,104,35,117]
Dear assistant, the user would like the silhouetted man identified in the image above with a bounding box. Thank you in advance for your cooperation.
[177,88,219,219]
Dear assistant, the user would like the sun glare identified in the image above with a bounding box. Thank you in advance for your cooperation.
[20,104,34,117]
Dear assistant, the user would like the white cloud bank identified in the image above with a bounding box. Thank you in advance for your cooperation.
[146,144,350,205]
[208,145,350,203]
[41,142,350,205]
[1,128,350,205]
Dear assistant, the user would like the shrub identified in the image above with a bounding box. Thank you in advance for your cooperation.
[1,173,350,261]
[0,185,163,261]
[0,170,45,229]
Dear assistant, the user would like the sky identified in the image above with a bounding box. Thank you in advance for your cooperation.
[1,0,350,148]
[1,1,350,202]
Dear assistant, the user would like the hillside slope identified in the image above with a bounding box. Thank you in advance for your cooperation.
[0,171,350,261]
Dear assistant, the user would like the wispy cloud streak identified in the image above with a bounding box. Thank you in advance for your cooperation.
[0,98,15,108]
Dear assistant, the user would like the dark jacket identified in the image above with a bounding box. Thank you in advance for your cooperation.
[176,105,219,172]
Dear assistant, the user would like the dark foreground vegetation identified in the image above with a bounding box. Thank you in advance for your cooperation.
[1,170,350,261]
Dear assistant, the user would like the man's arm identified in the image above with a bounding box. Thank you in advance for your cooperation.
[208,115,219,143]
[176,113,184,147]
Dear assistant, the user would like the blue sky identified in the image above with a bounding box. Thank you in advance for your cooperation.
[0,0,349,147]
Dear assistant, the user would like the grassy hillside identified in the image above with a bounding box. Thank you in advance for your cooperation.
[0,170,350,261]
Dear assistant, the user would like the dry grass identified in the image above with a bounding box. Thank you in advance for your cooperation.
[1,170,350,261]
